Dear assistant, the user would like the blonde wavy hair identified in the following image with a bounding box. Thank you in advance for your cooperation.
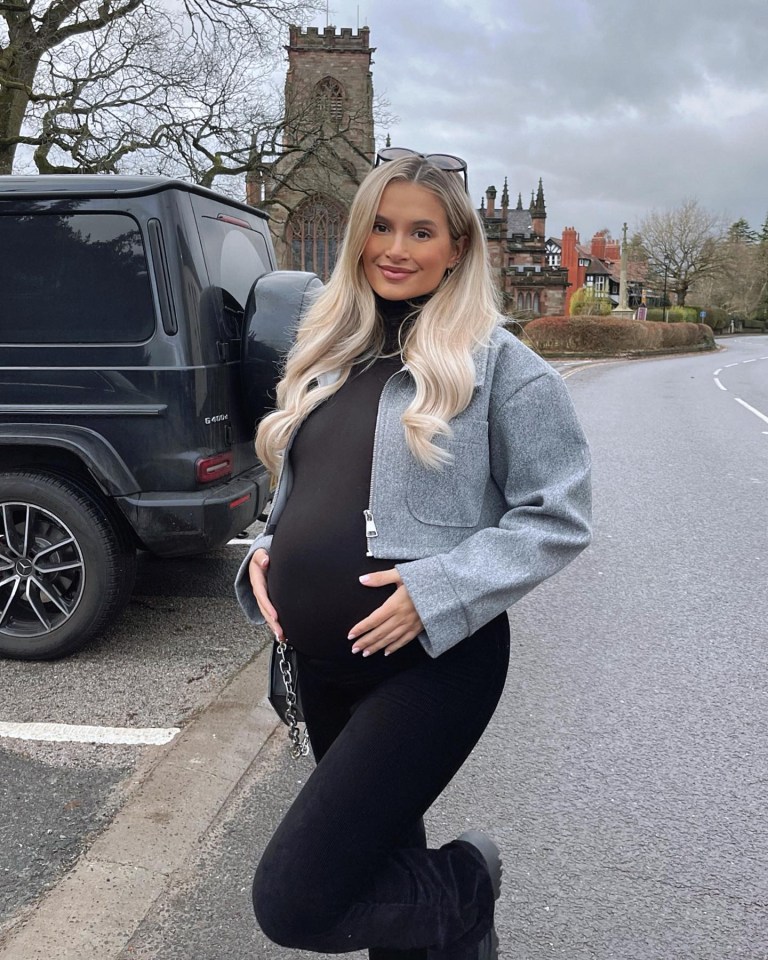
[256,154,501,474]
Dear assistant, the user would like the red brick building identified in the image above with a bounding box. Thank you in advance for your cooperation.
[559,228,643,313]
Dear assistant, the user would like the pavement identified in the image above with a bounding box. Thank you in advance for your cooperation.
[0,637,278,960]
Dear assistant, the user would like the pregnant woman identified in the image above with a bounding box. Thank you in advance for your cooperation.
[235,148,592,960]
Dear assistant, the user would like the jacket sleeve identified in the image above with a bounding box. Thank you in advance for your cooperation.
[395,370,592,657]
[233,532,273,625]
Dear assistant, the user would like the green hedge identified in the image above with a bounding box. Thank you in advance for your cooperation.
[646,305,729,331]
[524,315,716,357]
[743,315,768,330]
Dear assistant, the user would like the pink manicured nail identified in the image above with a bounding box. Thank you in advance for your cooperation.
[362,650,371,657]
[359,575,370,584]
[351,646,360,654]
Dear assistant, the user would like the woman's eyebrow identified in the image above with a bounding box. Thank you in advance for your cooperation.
[374,215,439,229]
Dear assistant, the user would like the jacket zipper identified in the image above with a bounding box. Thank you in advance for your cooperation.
[364,365,406,556]
[363,509,378,556]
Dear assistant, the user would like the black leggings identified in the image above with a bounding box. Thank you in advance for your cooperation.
[252,613,511,958]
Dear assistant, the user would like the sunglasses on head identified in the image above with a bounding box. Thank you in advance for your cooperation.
[375,147,468,192]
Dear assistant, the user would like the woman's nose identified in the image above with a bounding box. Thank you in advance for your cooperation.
[385,232,409,259]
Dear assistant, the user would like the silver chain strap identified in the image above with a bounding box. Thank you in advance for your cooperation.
[276,638,310,760]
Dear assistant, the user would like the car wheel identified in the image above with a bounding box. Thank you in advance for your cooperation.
[0,471,137,660]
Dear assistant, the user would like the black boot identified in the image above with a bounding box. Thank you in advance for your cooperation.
[454,831,502,960]
[456,831,502,899]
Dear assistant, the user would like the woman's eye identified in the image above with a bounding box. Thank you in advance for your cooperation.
[372,222,388,233]
[414,229,432,240]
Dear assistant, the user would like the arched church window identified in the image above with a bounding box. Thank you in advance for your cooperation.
[315,76,345,122]
[533,293,540,314]
[525,292,532,310]
[287,196,347,281]
[517,292,524,310]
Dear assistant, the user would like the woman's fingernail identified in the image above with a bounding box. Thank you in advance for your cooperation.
[362,650,371,658]
[347,632,356,640]
[261,557,269,567]
[351,646,360,654]
[359,575,370,584]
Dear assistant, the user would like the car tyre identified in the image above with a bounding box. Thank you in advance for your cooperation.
[0,471,137,660]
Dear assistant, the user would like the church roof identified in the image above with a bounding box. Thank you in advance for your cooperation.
[507,209,534,235]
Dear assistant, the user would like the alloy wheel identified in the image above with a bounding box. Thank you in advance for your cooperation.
[0,501,86,638]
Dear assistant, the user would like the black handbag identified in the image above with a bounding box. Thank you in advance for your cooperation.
[268,638,309,758]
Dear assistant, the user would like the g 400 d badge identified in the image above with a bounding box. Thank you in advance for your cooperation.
[204,413,229,424]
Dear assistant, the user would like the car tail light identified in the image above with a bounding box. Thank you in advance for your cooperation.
[196,452,233,483]
[217,213,252,230]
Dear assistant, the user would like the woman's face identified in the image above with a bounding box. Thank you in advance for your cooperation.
[362,181,467,300]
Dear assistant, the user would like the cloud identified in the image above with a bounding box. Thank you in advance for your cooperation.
[328,0,768,236]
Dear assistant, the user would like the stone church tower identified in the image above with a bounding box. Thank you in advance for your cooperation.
[248,25,375,279]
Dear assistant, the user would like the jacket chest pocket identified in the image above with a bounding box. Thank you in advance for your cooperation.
[406,420,489,527]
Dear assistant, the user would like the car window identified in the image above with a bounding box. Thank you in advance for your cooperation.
[195,211,271,340]
[0,213,155,344]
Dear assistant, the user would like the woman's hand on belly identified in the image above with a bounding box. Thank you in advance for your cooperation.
[348,569,424,657]
[248,549,285,641]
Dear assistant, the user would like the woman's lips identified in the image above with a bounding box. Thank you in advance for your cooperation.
[378,265,416,282]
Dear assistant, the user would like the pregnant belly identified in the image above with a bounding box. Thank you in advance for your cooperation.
[267,523,401,659]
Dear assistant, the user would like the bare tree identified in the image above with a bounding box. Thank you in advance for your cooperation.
[691,221,768,321]
[0,0,322,176]
[637,199,725,306]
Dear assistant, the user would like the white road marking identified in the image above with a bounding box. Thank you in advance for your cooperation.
[734,397,768,426]
[743,358,757,363]
[725,363,739,367]
[714,378,727,391]
[0,722,180,746]
[714,368,722,375]
[228,538,255,546]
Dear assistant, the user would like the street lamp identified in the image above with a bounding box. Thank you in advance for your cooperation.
[661,258,670,323]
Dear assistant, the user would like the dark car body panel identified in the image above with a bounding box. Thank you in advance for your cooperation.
[0,175,312,557]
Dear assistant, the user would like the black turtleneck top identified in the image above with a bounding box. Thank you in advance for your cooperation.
[266,296,422,659]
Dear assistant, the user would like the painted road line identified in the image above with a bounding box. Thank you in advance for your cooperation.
[743,358,757,363]
[0,722,180,746]
[714,368,722,375]
[228,538,255,546]
[714,378,727,391]
[734,398,768,427]
[725,363,740,367]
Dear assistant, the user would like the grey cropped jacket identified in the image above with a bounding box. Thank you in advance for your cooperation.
[234,325,592,657]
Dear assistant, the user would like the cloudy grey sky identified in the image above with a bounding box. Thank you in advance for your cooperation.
[320,0,768,242]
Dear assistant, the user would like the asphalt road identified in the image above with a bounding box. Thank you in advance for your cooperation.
[2,335,767,959]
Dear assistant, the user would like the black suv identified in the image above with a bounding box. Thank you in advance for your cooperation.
[0,175,320,659]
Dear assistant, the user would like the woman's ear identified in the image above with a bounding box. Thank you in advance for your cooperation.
[450,235,469,268]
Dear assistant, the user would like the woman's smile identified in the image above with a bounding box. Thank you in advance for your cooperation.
[377,265,417,281]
